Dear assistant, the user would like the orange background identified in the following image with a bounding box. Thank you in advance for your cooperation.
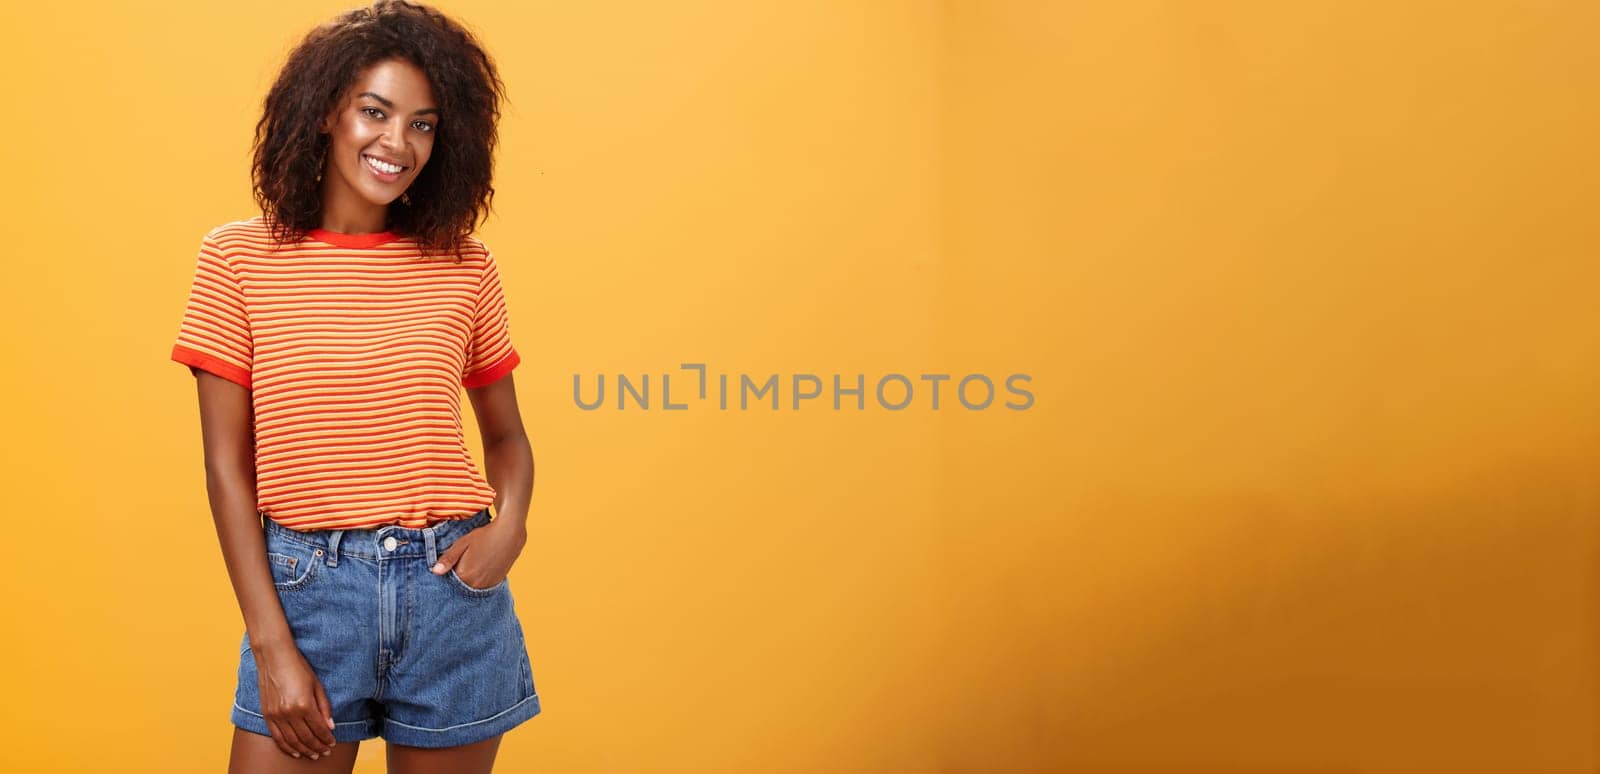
[0,1,1596,771]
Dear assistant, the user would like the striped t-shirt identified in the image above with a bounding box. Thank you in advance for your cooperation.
[170,216,522,531]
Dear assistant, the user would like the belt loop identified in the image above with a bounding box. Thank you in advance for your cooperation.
[423,526,439,567]
[325,530,344,567]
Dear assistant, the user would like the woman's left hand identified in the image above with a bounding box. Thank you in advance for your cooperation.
[431,517,527,590]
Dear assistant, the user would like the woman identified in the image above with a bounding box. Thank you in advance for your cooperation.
[169,1,539,770]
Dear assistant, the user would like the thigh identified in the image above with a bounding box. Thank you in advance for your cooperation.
[228,727,361,774]
[386,734,502,774]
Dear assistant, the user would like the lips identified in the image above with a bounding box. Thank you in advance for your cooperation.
[362,153,406,182]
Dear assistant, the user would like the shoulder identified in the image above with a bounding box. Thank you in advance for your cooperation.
[409,233,489,263]
[442,234,494,274]
[459,234,492,261]
[204,215,270,243]
[200,216,277,258]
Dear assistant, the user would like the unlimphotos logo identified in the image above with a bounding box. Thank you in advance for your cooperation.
[573,363,1034,411]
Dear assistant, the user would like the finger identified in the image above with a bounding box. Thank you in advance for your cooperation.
[311,682,338,750]
[265,718,299,759]
[434,541,466,573]
[272,703,318,759]
[285,713,325,759]
[275,712,313,758]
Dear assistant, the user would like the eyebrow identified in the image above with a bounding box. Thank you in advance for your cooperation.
[358,91,441,117]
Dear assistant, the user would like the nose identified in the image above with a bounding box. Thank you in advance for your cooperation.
[379,123,405,154]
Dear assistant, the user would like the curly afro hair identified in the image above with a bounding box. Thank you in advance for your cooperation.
[251,0,507,260]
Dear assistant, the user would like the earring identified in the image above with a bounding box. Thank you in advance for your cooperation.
[314,146,326,183]
[401,192,412,206]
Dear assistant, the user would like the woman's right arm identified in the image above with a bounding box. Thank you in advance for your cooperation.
[193,370,336,760]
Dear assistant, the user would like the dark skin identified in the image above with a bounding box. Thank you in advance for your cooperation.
[212,57,534,773]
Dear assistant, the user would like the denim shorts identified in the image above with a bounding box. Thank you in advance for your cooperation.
[231,507,541,748]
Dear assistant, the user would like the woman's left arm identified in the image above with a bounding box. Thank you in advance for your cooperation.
[431,373,533,583]
[470,372,534,531]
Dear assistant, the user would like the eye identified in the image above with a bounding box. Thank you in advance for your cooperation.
[412,120,435,133]
[361,106,385,119]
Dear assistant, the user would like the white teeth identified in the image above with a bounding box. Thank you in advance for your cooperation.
[363,154,403,174]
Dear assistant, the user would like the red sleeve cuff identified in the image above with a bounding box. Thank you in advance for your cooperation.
[171,344,252,389]
[463,348,520,389]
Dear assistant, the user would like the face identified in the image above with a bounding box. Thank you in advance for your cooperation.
[320,58,439,210]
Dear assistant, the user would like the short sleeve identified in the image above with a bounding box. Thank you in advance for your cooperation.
[170,231,253,388]
[462,249,521,388]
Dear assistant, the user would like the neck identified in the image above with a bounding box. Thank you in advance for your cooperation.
[319,178,389,234]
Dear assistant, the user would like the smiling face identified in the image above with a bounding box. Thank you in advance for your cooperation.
[318,58,439,230]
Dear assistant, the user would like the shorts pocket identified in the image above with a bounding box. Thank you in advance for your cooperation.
[445,567,507,598]
[266,543,323,591]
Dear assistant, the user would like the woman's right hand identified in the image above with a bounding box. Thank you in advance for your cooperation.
[253,642,337,759]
